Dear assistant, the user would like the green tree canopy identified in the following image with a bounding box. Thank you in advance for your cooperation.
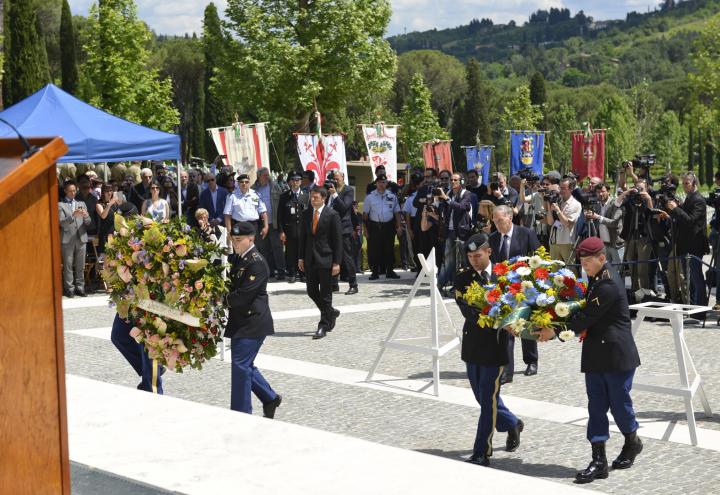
[649,110,685,173]
[501,85,542,131]
[547,103,577,174]
[60,0,78,94]
[4,0,50,106]
[83,0,178,131]
[392,50,466,128]
[202,2,231,161]
[595,94,637,175]
[451,58,492,160]
[399,73,447,165]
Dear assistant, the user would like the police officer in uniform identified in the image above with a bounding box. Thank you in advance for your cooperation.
[225,221,282,418]
[363,174,403,280]
[454,232,524,467]
[535,237,642,483]
[278,171,309,283]
[223,173,269,249]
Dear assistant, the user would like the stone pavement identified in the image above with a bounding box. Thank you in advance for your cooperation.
[63,270,720,494]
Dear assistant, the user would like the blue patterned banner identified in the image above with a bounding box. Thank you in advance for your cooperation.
[464,146,492,185]
[510,132,544,176]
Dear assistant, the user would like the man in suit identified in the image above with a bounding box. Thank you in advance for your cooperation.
[299,186,344,340]
[437,172,474,291]
[129,168,153,212]
[663,171,709,305]
[536,237,642,483]
[225,221,282,418]
[278,171,309,283]
[198,172,229,228]
[489,204,541,384]
[180,170,200,226]
[59,180,92,298]
[454,232,524,467]
[253,167,287,280]
[326,170,359,294]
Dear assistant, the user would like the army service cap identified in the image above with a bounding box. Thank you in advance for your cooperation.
[231,221,256,237]
[576,236,604,258]
[465,233,490,253]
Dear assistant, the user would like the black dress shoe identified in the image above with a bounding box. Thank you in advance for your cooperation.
[313,327,327,339]
[288,276,296,284]
[75,289,87,297]
[506,419,524,452]
[385,271,400,279]
[63,290,75,298]
[612,431,643,469]
[263,394,282,419]
[524,363,537,376]
[499,373,512,385]
[345,285,358,295]
[465,453,490,466]
[369,272,379,280]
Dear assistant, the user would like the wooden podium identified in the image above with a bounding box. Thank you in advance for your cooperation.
[0,137,70,494]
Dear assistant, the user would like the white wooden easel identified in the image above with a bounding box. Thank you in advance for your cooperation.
[630,302,713,446]
[366,249,459,396]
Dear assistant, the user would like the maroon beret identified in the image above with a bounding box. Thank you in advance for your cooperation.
[576,237,604,258]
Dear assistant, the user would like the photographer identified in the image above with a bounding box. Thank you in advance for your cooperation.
[483,172,519,209]
[618,157,654,191]
[615,178,654,292]
[583,183,623,265]
[545,177,581,265]
[437,172,474,291]
[413,168,442,261]
[326,170,359,294]
[518,173,548,246]
[656,172,709,306]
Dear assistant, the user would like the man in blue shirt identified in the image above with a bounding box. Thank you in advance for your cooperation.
[224,173,269,251]
[253,167,287,280]
[363,174,402,280]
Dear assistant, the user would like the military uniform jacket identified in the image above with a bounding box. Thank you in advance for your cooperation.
[278,188,309,238]
[454,266,509,367]
[225,245,274,339]
[566,263,641,373]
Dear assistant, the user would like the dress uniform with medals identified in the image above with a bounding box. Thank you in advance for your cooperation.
[454,233,523,467]
[225,221,282,417]
[563,237,642,483]
[278,172,309,283]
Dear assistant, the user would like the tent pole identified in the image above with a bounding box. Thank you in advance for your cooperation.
[178,161,183,219]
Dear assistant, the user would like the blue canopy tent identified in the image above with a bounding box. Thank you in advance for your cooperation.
[0,84,180,162]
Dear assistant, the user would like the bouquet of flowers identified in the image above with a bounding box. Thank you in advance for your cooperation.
[101,214,228,371]
[462,247,586,341]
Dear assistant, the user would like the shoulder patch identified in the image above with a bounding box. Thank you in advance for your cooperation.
[249,275,256,281]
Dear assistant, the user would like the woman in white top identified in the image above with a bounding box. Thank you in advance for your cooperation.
[141,180,170,223]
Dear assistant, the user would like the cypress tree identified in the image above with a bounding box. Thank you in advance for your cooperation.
[202,2,230,161]
[529,71,547,128]
[191,74,206,159]
[705,131,714,186]
[4,0,50,105]
[688,123,694,171]
[698,128,705,185]
[451,58,491,160]
[60,0,78,94]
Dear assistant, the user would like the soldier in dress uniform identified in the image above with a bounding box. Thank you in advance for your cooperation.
[535,236,642,483]
[454,232,524,467]
[225,221,282,418]
[278,171,309,283]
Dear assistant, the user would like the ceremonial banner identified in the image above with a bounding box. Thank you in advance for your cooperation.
[509,131,544,176]
[296,134,348,186]
[422,140,453,172]
[464,146,492,185]
[571,125,605,180]
[207,122,270,182]
[362,123,398,182]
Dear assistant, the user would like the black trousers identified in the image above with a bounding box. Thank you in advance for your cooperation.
[368,220,396,274]
[305,265,334,328]
[285,234,300,277]
[339,233,357,286]
[505,334,538,376]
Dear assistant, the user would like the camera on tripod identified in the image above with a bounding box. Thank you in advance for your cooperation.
[650,181,677,210]
[572,188,601,213]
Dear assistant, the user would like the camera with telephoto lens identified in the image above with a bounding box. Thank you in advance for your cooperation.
[633,154,656,169]
[649,181,677,210]
[543,190,560,204]
[518,167,539,183]
[707,189,720,209]
[572,187,601,213]
[323,171,337,190]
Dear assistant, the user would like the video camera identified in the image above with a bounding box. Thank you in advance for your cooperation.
[324,171,337,190]
[649,181,677,210]
[623,154,656,170]
[707,189,720,209]
[541,189,560,204]
[572,187,601,213]
[518,167,540,183]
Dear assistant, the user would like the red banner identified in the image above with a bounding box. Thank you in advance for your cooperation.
[422,140,453,172]
[571,130,605,180]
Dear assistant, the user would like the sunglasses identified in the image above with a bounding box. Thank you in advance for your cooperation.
[150,186,160,190]
[239,180,250,184]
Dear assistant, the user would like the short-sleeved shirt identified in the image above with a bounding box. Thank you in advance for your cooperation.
[255,184,272,221]
[363,189,400,223]
[551,196,581,245]
[403,192,418,217]
[224,188,267,221]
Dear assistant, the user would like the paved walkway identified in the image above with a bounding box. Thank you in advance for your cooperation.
[64,270,720,494]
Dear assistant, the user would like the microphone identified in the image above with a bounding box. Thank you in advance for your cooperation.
[0,117,39,160]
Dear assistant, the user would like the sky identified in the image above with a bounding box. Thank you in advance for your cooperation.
[67,0,660,37]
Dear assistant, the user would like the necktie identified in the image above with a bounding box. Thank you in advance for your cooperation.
[312,209,319,234]
[500,234,509,260]
[479,271,488,285]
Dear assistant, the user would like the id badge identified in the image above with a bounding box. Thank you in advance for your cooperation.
[290,207,296,214]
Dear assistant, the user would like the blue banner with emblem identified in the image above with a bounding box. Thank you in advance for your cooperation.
[509,131,544,176]
[464,146,492,185]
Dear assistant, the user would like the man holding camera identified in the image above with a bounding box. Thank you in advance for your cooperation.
[326,170,359,294]
[59,179,92,298]
[363,174,403,280]
[584,183,623,265]
[413,168,442,260]
[657,172,709,306]
[484,172,519,208]
[437,172,474,291]
[545,177,582,265]
[615,178,654,293]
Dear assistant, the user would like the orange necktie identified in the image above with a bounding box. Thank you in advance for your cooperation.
[312,209,319,234]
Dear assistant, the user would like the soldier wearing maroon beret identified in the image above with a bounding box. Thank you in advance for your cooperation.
[535,236,642,484]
